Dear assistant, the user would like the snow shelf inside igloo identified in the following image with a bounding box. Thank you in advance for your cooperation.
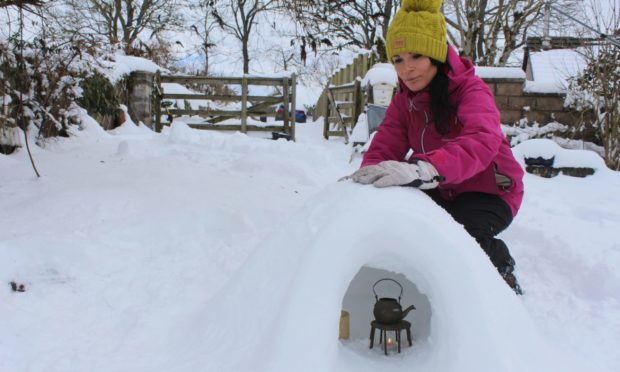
[341,265,432,343]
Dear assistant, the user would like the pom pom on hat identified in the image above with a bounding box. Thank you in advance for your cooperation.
[402,0,443,13]
[386,0,448,63]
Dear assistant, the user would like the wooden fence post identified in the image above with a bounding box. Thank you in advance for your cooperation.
[283,76,290,132]
[241,75,248,133]
[353,79,363,128]
[290,73,297,140]
[323,85,330,139]
[154,70,162,132]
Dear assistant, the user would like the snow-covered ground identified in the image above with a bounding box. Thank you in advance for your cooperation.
[1,112,619,371]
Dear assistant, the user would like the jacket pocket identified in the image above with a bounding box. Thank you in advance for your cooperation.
[494,162,513,191]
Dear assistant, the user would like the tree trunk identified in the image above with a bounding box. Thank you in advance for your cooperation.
[242,36,250,74]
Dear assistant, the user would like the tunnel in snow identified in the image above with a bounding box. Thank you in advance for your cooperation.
[341,266,432,344]
[189,184,587,372]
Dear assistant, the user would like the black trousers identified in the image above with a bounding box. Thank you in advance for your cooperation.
[425,190,515,270]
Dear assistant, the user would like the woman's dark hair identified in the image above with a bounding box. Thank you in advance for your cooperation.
[428,59,454,134]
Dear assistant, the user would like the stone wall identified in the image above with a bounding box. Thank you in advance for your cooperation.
[481,77,579,126]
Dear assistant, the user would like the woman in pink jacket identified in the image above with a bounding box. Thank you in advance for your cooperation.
[346,0,525,294]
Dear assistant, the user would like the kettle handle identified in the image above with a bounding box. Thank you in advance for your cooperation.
[372,278,403,303]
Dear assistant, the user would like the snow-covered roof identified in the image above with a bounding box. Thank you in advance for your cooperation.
[524,49,587,94]
[475,66,525,80]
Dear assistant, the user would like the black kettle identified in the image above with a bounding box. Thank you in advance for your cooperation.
[372,278,416,324]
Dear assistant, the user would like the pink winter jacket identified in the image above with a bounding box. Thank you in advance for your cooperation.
[361,46,524,217]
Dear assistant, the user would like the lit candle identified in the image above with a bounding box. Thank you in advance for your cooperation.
[386,336,397,352]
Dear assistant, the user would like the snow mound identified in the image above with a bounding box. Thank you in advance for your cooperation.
[108,107,154,136]
[182,183,588,372]
[168,121,202,144]
[512,138,607,169]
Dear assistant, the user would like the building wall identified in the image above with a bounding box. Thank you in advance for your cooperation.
[481,77,581,126]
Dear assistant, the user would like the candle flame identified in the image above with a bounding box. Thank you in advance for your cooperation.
[387,337,393,345]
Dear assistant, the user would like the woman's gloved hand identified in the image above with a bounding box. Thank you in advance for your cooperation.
[341,163,385,184]
[343,160,442,189]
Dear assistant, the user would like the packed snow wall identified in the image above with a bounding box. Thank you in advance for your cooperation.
[179,183,587,372]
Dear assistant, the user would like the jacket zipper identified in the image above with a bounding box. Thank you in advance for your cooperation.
[421,110,430,154]
[409,97,430,154]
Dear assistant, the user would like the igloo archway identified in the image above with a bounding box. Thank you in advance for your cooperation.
[341,265,432,345]
[185,184,586,372]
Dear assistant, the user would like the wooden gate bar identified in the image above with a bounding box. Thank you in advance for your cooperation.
[153,72,297,140]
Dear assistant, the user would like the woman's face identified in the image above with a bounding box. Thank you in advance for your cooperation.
[392,53,438,92]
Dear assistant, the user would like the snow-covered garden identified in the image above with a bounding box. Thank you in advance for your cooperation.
[2,1,620,371]
[2,107,620,371]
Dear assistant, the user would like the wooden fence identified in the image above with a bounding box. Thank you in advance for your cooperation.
[154,72,297,140]
[315,54,374,142]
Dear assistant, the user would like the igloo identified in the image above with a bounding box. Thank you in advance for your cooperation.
[182,184,586,372]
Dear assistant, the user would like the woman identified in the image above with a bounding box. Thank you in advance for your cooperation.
[345,0,525,294]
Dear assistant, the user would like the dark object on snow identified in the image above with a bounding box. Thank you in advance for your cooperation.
[524,156,555,167]
[526,166,595,178]
[524,156,556,177]
[524,156,594,178]
[271,132,293,141]
[369,319,412,355]
[372,278,415,325]
[10,281,26,292]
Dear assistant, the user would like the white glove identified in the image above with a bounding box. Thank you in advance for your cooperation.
[343,164,386,184]
[344,160,441,189]
[374,160,441,189]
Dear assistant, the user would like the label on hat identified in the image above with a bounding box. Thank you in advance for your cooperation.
[392,37,406,49]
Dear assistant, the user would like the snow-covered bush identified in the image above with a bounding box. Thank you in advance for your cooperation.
[502,121,569,147]
[0,38,83,148]
[77,71,121,130]
[566,41,620,170]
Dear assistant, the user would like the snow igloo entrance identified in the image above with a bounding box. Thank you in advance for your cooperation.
[341,265,432,346]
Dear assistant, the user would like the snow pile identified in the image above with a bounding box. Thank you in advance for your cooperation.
[100,52,167,83]
[512,138,607,169]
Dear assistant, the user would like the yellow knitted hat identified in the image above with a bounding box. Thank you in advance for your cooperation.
[386,0,448,63]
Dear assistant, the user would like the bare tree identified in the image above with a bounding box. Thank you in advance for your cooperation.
[444,0,549,66]
[212,0,279,74]
[286,0,399,63]
[568,0,619,170]
[0,0,44,11]
[188,0,222,75]
[58,0,182,55]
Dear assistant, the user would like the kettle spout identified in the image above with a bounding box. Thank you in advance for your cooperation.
[401,304,416,319]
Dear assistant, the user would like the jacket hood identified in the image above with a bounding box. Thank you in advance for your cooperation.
[445,45,476,95]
